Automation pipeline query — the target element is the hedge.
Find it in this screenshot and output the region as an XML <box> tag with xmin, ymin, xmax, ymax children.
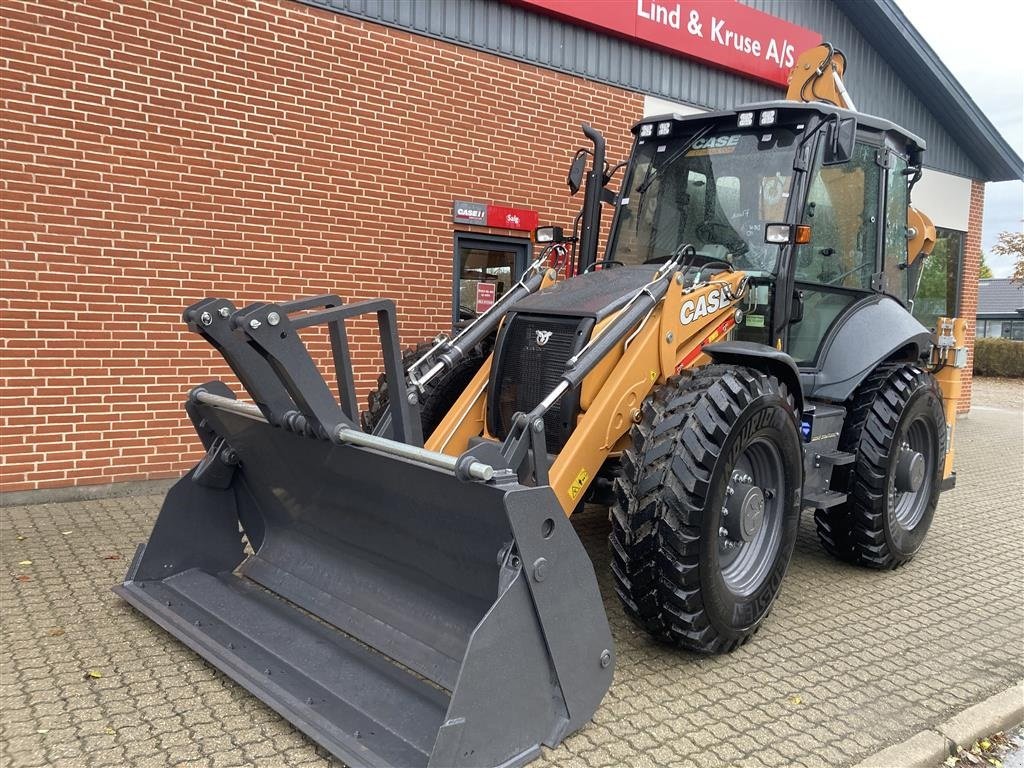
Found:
<box><xmin>973</xmin><ymin>337</ymin><xmax>1024</xmax><ymax>378</ymax></box>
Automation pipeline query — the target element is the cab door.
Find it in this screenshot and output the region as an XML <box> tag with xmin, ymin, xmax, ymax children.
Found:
<box><xmin>787</xmin><ymin>139</ymin><xmax>882</xmax><ymax>366</ymax></box>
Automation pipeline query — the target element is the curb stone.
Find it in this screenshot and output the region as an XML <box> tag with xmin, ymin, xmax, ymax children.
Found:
<box><xmin>853</xmin><ymin>682</ymin><xmax>1024</xmax><ymax>768</ymax></box>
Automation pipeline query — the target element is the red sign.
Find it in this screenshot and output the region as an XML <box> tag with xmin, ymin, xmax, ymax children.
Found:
<box><xmin>514</xmin><ymin>0</ymin><xmax>820</xmax><ymax>87</ymax></box>
<box><xmin>486</xmin><ymin>204</ymin><xmax>539</xmax><ymax>231</ymax></box>
<box><xmin>475</xmin><ymin>282</ymin><xmax>497</xmax><ymax>313</ymax></box>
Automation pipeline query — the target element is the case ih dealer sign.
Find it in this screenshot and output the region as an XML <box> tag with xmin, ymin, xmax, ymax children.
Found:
<box><xmin>517</xmin><ymin>0</ymin><xmax>820</xmax><ymax>86</ymax></box>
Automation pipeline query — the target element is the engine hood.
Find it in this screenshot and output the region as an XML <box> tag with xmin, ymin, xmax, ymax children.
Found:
<box><xmin>511</xmin><ymin>265</ymin><xmax>658</xmax><ymax>321</ymax></box>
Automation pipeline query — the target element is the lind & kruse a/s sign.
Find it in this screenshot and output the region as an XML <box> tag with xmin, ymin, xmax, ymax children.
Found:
<box><xmin>514</xmin><ymin>0</ymin><xmax>821</xmax><ymax>87</ymax></box>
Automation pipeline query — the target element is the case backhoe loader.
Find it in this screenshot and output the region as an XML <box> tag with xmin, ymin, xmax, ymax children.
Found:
<box><xmin>117</xmin><ymin>44</ymin><xmax>968</xmax><ymax>768</ymax></box>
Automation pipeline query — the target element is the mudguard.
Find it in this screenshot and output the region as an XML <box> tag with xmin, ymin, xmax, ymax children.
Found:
<box><xmin>704</xmin><ymin>340</ymin><xmax>804</xmax><ymax>415</ymax></box>
<box><xmin>803</xmin><ymin>294</ymin><xmax>932</xmax><ymax>402</ymax></box>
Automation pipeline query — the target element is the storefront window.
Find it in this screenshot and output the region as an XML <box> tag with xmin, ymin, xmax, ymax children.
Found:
<box><xmin>977</xmin><ymin>319</ymin><xmax>1024</xmax><ymax>340</ymax></box>
<box><xmin>911</xmin><ymin>227</ymin><xmax>963</xmax><ymax>331</ymax></box>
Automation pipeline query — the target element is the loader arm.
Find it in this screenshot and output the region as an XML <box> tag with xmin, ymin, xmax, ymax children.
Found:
<box><xmin>428</xmin><ymin>262</ymin><xmax>747</xmax><ymax>516</ymax></box>
<box><xmin>546</xmin><ymin>272</ymin><xmax>746</xmax><ymax>513</ymax></box>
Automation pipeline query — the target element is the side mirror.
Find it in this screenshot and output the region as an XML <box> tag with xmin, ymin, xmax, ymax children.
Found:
<box><xmin>567</xmin><ymin>150</ymin><xmax>587</xmax><ymax>195</ymax></box>
<box><xmin>822</xmin><ymin>117</ymin><xmax>856</xmax><ymax>165</ymax></box>
<box><xmin>535</xmin><ymin>226</ymin><xmax>565</xmax><ymax>244</ymax></box>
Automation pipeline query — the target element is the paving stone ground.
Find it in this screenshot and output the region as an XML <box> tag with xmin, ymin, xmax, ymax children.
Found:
<box><xmin>2</xmin><ymin>378</ymin><xmax>1022</xmax><ymax>768</ymax></box>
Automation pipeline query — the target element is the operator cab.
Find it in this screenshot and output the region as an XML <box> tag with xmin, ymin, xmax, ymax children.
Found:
<box><xmin>604</xmin><ymin>101</ymin><xmax>930</xmax><ymax>381</ymax></box>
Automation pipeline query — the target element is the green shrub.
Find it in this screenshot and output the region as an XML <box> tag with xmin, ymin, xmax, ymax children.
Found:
<box><xmin>973</xmin><ymin>337</ymin><xmax>1024</xmax><ymax>378</ymax></box>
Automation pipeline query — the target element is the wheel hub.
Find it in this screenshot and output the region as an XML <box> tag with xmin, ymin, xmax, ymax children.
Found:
<box><xmin>724</xmin><ymin>475</ymin><xmax>766</xmax><ymax>543</ymax></box>
<box><xmin>895</xmin><ymin>446</ymin><xmax>926</xmax><ymax>493</ymax></box>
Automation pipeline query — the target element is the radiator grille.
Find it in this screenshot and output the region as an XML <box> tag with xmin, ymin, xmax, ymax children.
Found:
<box><xmin>489</xmin><ymin>314</ymin><xmax>590</xmax><ymax>454</ymax></box>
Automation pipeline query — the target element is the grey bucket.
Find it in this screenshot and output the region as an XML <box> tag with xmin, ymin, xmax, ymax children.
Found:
<box><xmin>115</xmin><ymin>399</ymin><xmax>614</xmax><ymax>768</ymax></box>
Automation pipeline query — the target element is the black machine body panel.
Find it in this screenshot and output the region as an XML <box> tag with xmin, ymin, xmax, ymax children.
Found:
<box><xmin>799</xmin><ymin>401</ymin><xmax>853</xmax><ymax>509</ymax></box>
<box><xmin>801</xmin><ymin>294</ymin><xmax>933</xmax><ymax>403</ymax></box>
<box><xmin>510</xmin><ymin>265</ymin><xmax>658</xmax><ymax>321</ymax></box>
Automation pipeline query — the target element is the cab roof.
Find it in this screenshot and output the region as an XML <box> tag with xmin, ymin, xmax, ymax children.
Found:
<box><xmin>635</xmin><ymin>100</ymin><xmax>927</xmax><ymax>156</ymax></box>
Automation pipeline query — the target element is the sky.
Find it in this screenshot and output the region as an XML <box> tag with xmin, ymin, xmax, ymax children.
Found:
<box><xmin>894</xmin><ymin>0</ymin><xmax>1023</xmax><ymax>277</ymax></box>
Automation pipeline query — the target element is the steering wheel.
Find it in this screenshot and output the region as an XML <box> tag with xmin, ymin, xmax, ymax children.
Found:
<box><xmin>696</xmin><ymin>221</ymin><xmax>748</xmax><ymax>257</ymax></box>
<box><xmin>583</xmin><ymin>260</ymin><xmax>626</xmax><ymax>273</ymax></box>
<box><xmin>823</xmin><ymin>260</ymin><xmax>871</xmax><ymax>287</ymax></box>
<box><xmin>799</xmin><ymin>246</ymin><xmax>834</xmax><ymax>269</ymax></box>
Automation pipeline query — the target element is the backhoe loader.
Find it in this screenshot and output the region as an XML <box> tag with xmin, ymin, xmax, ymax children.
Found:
<box><xmin>117</xmin><ymin>44</ymin><xmax>968</xmax><ymax>768</ymax></box>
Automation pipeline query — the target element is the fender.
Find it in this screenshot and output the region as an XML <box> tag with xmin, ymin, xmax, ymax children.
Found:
<box><xmin>804</xmin><ymin>294</ymin><xmax>932</xmax><ymax>402</ymax></box>
<box><xmin>704</xmin><ymin>341</ymin><xmax>804</xmax><ymax>416</ymax></box>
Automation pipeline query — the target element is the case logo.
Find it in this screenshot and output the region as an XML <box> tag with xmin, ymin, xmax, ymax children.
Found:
<box><xmin>680</xmin><ymin>288</ymin><xmax>726</xmax><ymax>325</ymax></box>
<box><xmin>535</xmin><ymin>329</ymin><xmax>553</xmax><ymax>346</ymax></box>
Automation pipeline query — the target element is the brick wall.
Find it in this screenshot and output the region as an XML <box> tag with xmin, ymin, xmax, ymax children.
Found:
<box><xmin>0</xmin><ymin>0</ymin><xmax>641</xmax><ymax>492</ymax></box>
<box><xmin>956</xmin><ymin>180</ymin><xmax>985</xmax><ymax>414</ymax></box>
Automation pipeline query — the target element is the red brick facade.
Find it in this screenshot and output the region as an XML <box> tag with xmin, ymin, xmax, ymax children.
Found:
<box><xmin>0</xmin><ymin>0</ymin><xmax>986</xmax><ymax>492</ymax></box>
<box><xmin>0</xmin><ymin>0</ymin><xmax>640</xmax><ymax>492</ymax></box>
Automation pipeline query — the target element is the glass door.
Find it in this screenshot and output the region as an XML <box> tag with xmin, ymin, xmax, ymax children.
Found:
<box><xmin>453</xmin><ymin>234</ymin><xmax>530</xmax><ymax>330</ymax></box>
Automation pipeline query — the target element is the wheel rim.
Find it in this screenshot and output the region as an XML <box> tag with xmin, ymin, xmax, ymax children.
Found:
<box><xmin>718</xmin><ymin>437</ymin><xmax>785</xmax><ymax>597</ymax></box>
<box><xmin>891</xmin><ymin>417</ymin><xmax>935</xmax><ymax>530</ymax></box>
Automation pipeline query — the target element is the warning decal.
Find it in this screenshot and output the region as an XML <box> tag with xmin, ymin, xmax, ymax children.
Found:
<box><xmin>568</xmin><ymin>468</ymin><xmax>590</xmax><ymax>500</ymax></box>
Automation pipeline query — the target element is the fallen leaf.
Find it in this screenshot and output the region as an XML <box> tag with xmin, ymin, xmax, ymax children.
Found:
<box><xmin>980</xmin><ymin>739</ymin><xmax>991</xmax><ymax>750</ymax></box>
<box><xmin>101</xmin><ymin>554</ymin><xmax>121</xmax><ymax>561</ymax></box>
<box><xmin>18</xmin><ymin>560</ymin><xmax>32</xmax><ymax>566</ymax></box>
<box><xmin>47</xmin><ymin>628</ymin><xmax>65</xmax><ymax>637</ymax></box>
<box><xmin>945</xmin><ymin>757</ymin><xmax>958</xmax><ymax>767</ymax></box>
<box><xmin>103</xmin><ymin>726</ymin><xmax>114</xmax><ymax>735</ymax></box>
<box><xmin>987</xmin><ymin>760</ymin><xmax>1002</xmax><ymax>768</ymax></box>
<box><xmin>787</xmin><ymin>695</ymin><xmax>802</xmax><ymax>705</ymax></box>
<box><xmin>61</xmin><ymin>530</ymin><xmax>72</xmax><ymax>535</ymax></box>
<box><xmin>36</xmin><ymin>729</ymin><xmax>49</xmax><ymax>734</ymax></box>
<box><xmin>16</xmin><ymin>535</ymin><xmax>25</xmax><ymax>541</ymax></box>
<box><xmin>84</xmin><ymin>670</ymin><xmax>102</xmax><ymax>679</ymax></box>
<box><xmin>16</xmin><ymin>575</ymin><xmax>31</xmax><ymax>582</ymax></box>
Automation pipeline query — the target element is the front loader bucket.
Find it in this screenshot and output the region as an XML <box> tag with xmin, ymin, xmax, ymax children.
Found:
<box><xmin>116</xmin><ymin>390</ymin><xmax>613</xmax><ymax>764</ymax></box>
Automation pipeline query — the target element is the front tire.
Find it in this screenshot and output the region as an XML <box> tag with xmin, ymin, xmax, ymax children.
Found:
<box><xmin>610</xmin><ymin>365</ymin><xmax>803</xmax><ymax>653</ymax></box>
<box><xmin>815</xmin><ymin>364</ymin><xmax>945</xmax><ymax>569</ymax></box>
<box><xmin>361</xmin><ymin>336</ymin><xmax>492</xmax><ymax>439</ymax></box>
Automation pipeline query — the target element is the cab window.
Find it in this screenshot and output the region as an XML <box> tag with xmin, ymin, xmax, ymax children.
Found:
<box><xmin>792</xmin><ymin>142</ymin><xmax>879</xmax><ymax>290</ymax></box>
<box><xmin>883</xmin><ymin>153</ymin><xmax>910</xmax><ymax>302</ymax></box>
<box><xmin>787</xmin><ymin>141</ymin><xmax>881</xmax><ymax>366</ymax></box>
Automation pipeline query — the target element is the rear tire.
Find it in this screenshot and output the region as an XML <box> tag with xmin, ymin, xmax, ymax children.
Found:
<box><xmin>610</xmin><ymin>365</ymin><xmax>802</xmax><ymax>653</ymax></box>
<box><xmin>362</xmin><ymin>337</ymin><xmax>493</xmax><ymax>438</ymax></box>
<box><xmin>815</xmin><ymin>364</ymin><xmax>945</xmax><ymax>569</ymax></box>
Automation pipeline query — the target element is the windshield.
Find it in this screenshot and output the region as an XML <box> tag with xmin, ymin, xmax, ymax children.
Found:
<box><xmin>608</xmin><ymin>128</ymin><xmax>799</xmax><ymax>274</ymax></box>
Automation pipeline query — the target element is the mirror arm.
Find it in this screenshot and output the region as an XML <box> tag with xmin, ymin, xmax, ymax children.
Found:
<box><xmin>603</xmin><ymin>159</ymin><xmax>628</xmax><ymax>184</ymax></box>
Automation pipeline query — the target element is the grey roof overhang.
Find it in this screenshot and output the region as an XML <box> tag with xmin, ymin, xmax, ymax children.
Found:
<box><xmin>834</xmin><ymin>0</ymin><xmax>1023</xmax><ymax>182</ymax></box>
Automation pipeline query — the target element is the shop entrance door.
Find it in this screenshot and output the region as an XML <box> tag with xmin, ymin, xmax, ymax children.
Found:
<box><xmin>452</xmin><ymin>234</ymin><xmax>530</xmax><ymax>330</ymax></box>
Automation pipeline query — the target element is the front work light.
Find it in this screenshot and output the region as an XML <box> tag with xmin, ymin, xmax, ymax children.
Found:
<box><xmin>764</xmin><ymin>223</ymin><xmax>812</xmax><ymax>244</ymax></box>
<box><xmin>656</xmin><ymin>121</ymin><xmax>672</xmax><ymax>136</ymax></box>
<box><xmin>737</xmin><ymin>111</ymin><xmax>755</xmax><ymax>128</ymax></box>
<box><xmin>639</xmin><ymin>123</ymin><xmax>654</xmax><ymax>137</ymax></box>
<box><xmin>534</xmin><ymin>225</ymin><xmax>565</xmax><ymax>244</ymax></box>
<box><xmin>759</xmin><ymin>109</ymin><xmax>777</xmax><ymax>126</ymax></box>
